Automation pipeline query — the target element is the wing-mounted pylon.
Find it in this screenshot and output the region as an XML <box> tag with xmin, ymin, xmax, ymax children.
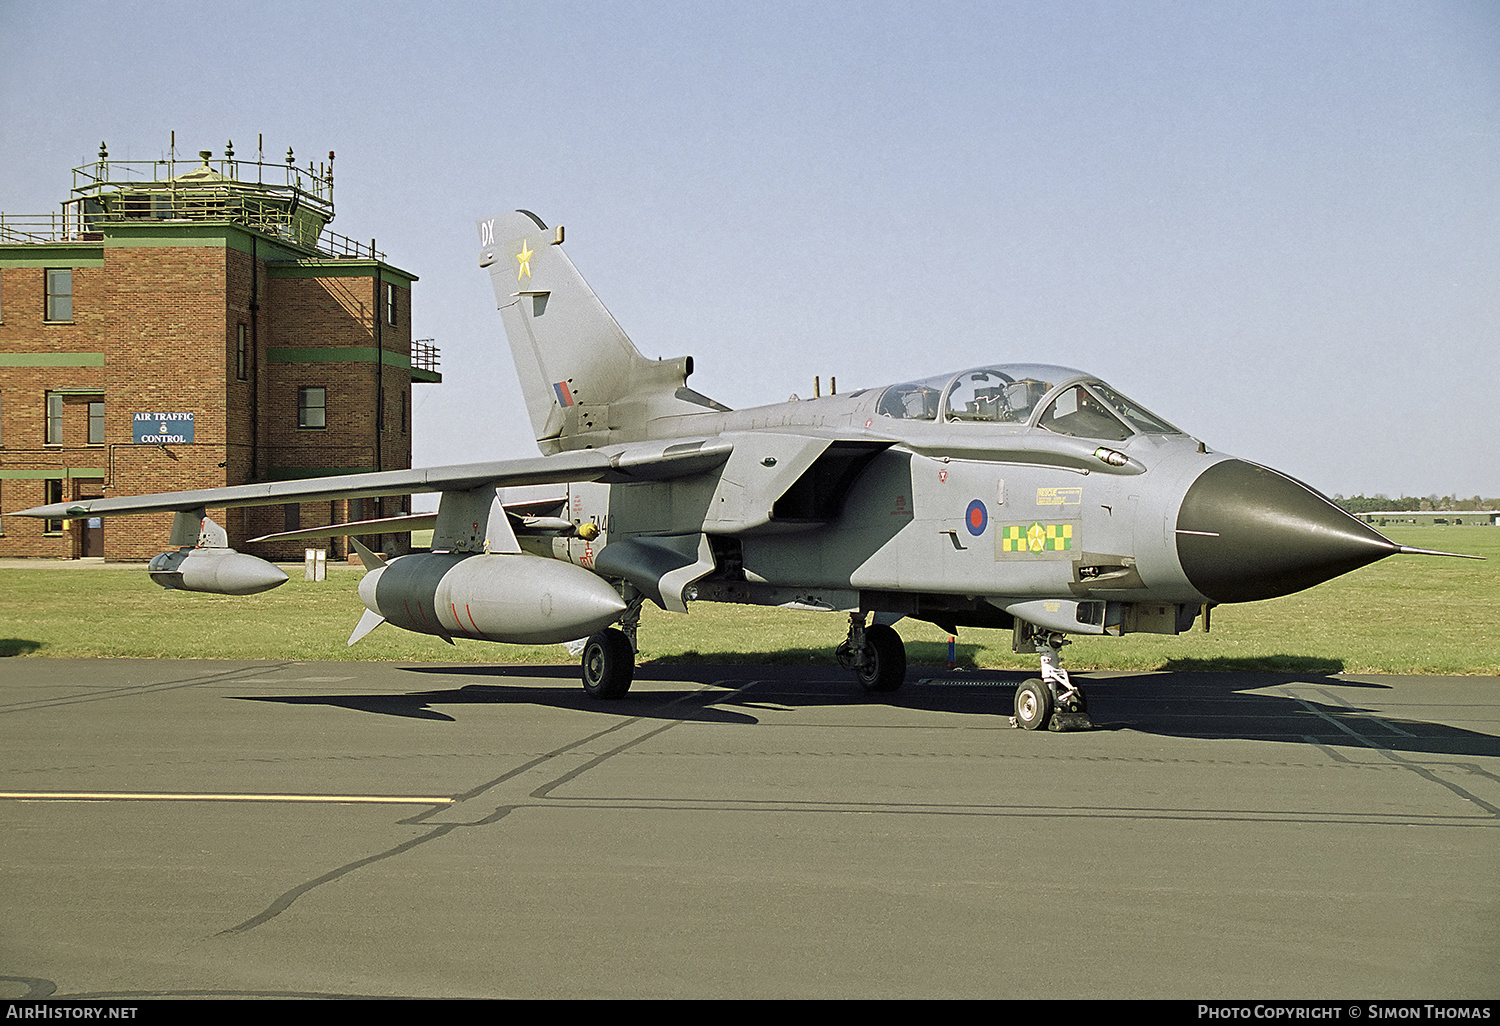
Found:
<box><xmin>430</xmin><ymin>485</ymin><xmax>519</xmax><ymax>554</ymax></box>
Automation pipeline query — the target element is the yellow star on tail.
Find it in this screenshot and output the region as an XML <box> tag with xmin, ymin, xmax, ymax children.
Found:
<box><xmin>516</xmin><ymin>240</ymin><xmax>533</xmax><ymax>281</ymax></box>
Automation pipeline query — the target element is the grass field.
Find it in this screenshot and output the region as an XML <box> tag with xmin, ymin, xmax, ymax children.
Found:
<box><xmin>1</xmin><ymin>526</ymin><xmax>1495</xmax><ymax>674</ymax></box>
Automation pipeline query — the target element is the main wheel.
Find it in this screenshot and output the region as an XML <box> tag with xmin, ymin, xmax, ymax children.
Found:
<box><xmin>1014</xmin><ymin>678</ymin><xmax>1053</xmax><ymax>730</ymax></box>
<box><xmin>856</xmin><ymin>624</ymin><xmax>907</xmax><ymax>693</ymax></box>
<box><xmin>581</xmin><ymin>628</ymin><xmax>634</xmax><ymax>699</ymax></box>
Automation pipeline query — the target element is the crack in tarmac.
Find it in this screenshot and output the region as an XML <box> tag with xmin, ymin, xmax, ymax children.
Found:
<box><xmin>214</xmin><ymin>681</ymin><xmax>748</xmax><ymax>937</ymax></box>
<box><xmin>1283</xmin><ymin>686</ymin><xmax>1500</xmax><ymax>815</ymax></box>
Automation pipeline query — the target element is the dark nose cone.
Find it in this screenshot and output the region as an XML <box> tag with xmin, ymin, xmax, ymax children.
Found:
<box><xmin>1176</xmin><ymin>460</ymin><xmax>1398</xmax><ymax>603</ymax></box>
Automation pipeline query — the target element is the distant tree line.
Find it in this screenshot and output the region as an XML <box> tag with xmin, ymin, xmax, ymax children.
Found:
<box><xmin>1333</xmin><ymin>494</ymin><xmax>1495</xmax><ymax>514</ymax></box>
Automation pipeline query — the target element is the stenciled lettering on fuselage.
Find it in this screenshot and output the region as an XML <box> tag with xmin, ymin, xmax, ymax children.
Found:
<box><xmin>1035</xmin><ymin>487</ymin><xmax>1082</xmax><ymax>506</ymax></box>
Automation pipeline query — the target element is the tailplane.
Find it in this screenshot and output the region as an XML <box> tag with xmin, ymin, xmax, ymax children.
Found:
<box><xmin>479</xmin><ymin>210</ymin><xmax>728</xmax><ymax>453</ymax></box>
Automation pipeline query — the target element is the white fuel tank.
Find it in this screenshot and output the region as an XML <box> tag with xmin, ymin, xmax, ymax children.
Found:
<box><xmin>148</xmin><ymin>548</ymin><xmax>289</xmax><ymax>595</ymax></box>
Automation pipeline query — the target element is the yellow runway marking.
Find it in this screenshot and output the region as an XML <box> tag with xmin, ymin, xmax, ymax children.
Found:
<box><xmin>0</xmin><ymin>791</ymin><xmax>454</xmax><ymax>805</ymax></box>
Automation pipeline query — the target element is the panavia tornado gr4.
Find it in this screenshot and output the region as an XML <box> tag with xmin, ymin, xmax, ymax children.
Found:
<box><xmin>17</xmin><ymin>209</ymin><xmax>1475</xmax><ymax>731</ymax></box>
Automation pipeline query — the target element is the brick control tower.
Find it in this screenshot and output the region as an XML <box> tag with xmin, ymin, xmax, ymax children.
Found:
<box><xmin>0</xmin><ymin>137</ymin><xmax>441</xmax><ymax>560</ymax></box>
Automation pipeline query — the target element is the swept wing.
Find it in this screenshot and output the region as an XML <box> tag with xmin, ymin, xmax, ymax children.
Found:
<box><xmin>12</xmin><ymin>439</ymin><xmax>732</xmax><ymax>520</ymax></box>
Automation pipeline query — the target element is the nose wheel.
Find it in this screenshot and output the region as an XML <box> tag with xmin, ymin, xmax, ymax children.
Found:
<box><xmin>1011</xmin><ymin>627</ymin><xmax>1092</xmax><ymax>732</ymax></box>
<box><xmin>1013</xmin><ymin>679</ymin><xmax>1052</xmax><ymax>730</ymax></box>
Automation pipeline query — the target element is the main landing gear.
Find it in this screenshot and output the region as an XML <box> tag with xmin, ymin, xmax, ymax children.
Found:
<box><xmin>836</xmin><ymin>613</ymin><xmax>907</xmax><ymax>693</ymax></box>
<box><xmin>580</xmin><ymin>601</ymin><xmax>642</xmax><ymax>699</ymax></box>
<box><xmin>1011</xmin><ymin>627</ymin><xmax>1092</xmax><ymax>732</ymax></box>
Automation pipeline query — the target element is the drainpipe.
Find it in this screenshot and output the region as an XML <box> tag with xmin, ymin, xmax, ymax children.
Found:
<box><xmin>250</xmin><ymin>235</ymin><xmax>260</xmax><ymax>480</ymax></box>
<box><xmin>373</xmin><ymin>251</ymin><xmax>384</xmax><ymax>550</ymax></box>
<box><xmin>374</xmin><ymin>253</ymin><xmax>384</xmax><ymax>473</ymax></box>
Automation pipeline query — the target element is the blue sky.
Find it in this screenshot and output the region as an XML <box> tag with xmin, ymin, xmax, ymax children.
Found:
<box><xmin>4</xmin><ymin>0</ymin><xmax>1497</xmax><ymax>497</ymax></box>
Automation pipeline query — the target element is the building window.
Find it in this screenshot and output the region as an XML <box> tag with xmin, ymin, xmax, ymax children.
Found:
<box><xmin>45</xmin><ymin>393</ymin><xmax>63</xmax><ymax>444</ymax></box>
<box><xmin>88</xmin><ymin>401</ymin><xmax>105</xmax><ymax>444</ymax></box>
<box><xmin>44</xmin><ymin>479</ymin><xmax>64</xmax><ymax>533</ymax></box>
<box><xmin>298</xmin><ymin>386</ymin><xmax>326</xmax><ymax>429</ymax></box>
<box><xmin>400</xmin><ymin>391</ymin><xmax>408</xmax><ymax>434</ymax></box>
<box><xmin>385</xmin><ymin>282</ymin><xmax>397</xmax><ymax>326</ymax></box>
<box><xmin>236</xmin><ymin>324</ymin><xmax>248</xmax><ymax>381</ymax></box>
<box><xmin>46</xmin><ymin>269</ymin><xmax>73</xmax><ymax>322</ymax></box>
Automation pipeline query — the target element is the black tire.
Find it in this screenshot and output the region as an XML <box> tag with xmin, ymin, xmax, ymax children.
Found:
<box><xmin>856</xmin><ymin>624</ymin><xmax>907</xmax><ymax>693</ymax></box>
<box><xmin>1014</xmin><ymin>678</ymin><xmax>1053</xmax><ymax>730</ymax></box>
<box><xmin>581</xmin><ymin>628</ymin><xmax>634</xmax><ymax>699</ymax></box>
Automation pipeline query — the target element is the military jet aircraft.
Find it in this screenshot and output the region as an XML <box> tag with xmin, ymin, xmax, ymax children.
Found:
<box><xmin>17</xmin><ymin>209</ymin><xmax>1475</xmax><ymax>731</ymax></box>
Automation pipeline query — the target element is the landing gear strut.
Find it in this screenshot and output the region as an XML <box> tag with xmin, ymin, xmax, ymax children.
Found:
<box><xmin>618</xmin><ymin>598</ymin><xmax>642</xmax><ymax>655</ymax></box>
<box><xmin>1011</xmin><ymin>625</ymin><xmax>1092</xmax><ymax>732</ymax></box>
<box><xmin>836</xmin><ymin>613</ymin><xmax>907</xmax><ymax>693</ymax></box>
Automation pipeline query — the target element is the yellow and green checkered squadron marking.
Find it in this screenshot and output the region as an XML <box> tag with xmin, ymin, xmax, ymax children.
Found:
<box><xmin>1001</xmin><ymin>522</ymin><xmax>1074</xmax><ymax>554</ymax></box>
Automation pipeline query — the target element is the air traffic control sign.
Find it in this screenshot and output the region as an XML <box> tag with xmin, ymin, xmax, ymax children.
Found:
<box><xmin>133</xmin><ymin>412</ymin><xmax>195</xmax><ymax>444</ymax></box>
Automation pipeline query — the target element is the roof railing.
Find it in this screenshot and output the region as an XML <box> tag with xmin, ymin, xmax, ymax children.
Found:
<box><xmin>412</xmin><ymin>338</ymin><xmax>441</xmax><ymax>375</ymax></box>
<box><xmin>0</xmin><ymin>212</ymin><xmax>70</xmax><ymax>244</ymax></box>
<box><xmin>71</xmin><ymin>146</ymin><xmax>334</xmax><ymax>211</ymax></box>
<box><xmin>0</xmin><ymin>141</ymin><xmax>388</xmax><ymax>259</ymax></box>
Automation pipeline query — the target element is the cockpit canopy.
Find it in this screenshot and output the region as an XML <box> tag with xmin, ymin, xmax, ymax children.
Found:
<box><xmin>876</xmin><ymin>364</ymin><xmax>1182</xmax><ymax>441</ymax></box>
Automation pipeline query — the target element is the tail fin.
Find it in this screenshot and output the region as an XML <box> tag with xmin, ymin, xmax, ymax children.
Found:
<box><xmin>479</xmin><ymin>210</ymin><xmax>728</xmax><ymax>453</ymax></box>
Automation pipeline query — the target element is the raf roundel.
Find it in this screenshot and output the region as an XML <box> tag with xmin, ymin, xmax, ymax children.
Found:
<box><xmin>965</xmin><ymin>499</ymin><xmax>988</xmax><ymax>537</ymax></box>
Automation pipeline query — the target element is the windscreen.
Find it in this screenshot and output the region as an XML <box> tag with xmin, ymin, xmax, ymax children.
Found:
<box><xmin>1037</xmin><ymin>385</ymin><xmax>1133</xmax><ymax>441</ymax></box>
<box><xmin>1089</xmin><ymin>382</ymin><xmax>1182</xmax><ymax>434</ymax></box>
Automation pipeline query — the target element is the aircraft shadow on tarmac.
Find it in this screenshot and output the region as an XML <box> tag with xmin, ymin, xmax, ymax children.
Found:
<box><xmin>233</xmin><ymin>661</ymin><xmax>1500</xmax><ymax>759</ymax></box>
<box><xmin>238</xmin><ymin>675</ymin><xmax>762</xmax><ymax>726</ymax></box>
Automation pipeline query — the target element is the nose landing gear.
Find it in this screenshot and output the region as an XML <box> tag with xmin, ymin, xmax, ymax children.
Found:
<box><xmin>1011</xmin><ymin>625</ymin><xmax>1093</xmax><ymax>732</ymax></box>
